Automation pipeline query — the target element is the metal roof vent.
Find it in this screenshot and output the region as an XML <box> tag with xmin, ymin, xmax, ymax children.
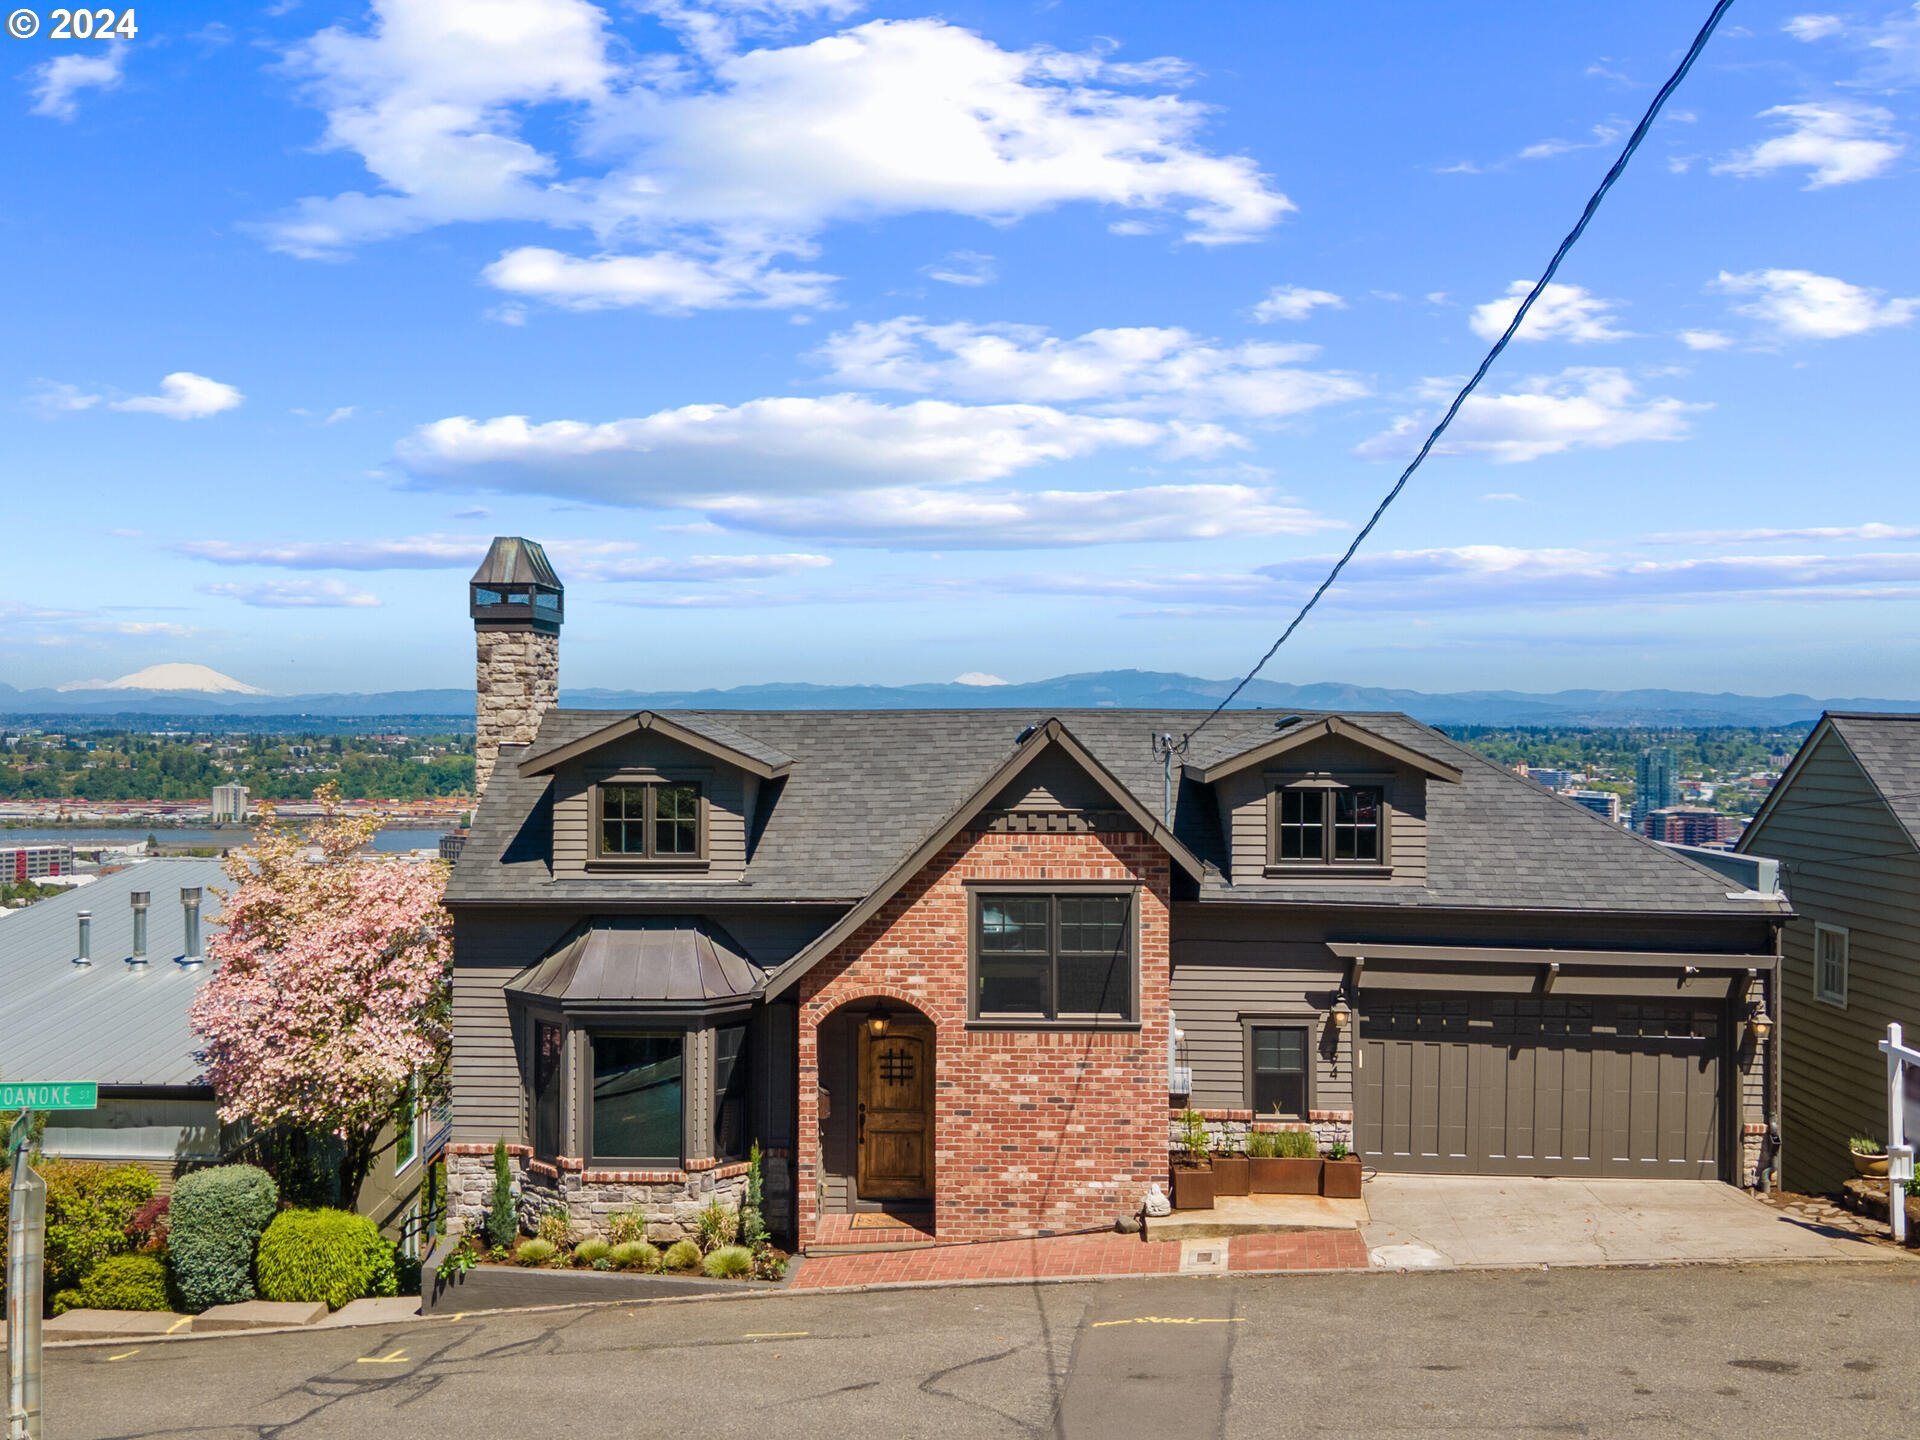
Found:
<box><xmin>74</xmin><ymin>910</ymin><xmax>92</xmax><ymax>966</ymax></box>
<box><xmin>130</xmin><ymin>890</ymin><xmax>149</xmax><ymax>965</ymax></box>
<box><xmin>179</xmin><ymin>887</ymin><xmax>204</xmax><ymax>966</ymax></box>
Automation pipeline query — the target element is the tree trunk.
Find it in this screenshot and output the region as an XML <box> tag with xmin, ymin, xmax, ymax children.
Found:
<box><xmin>338</xmin><ymin>1126</ymin><xmax>381</xmax><ymax>1213</ymax></box>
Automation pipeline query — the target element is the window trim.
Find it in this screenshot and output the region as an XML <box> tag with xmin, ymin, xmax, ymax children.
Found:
<box><xmin>392</xmin><ymin>1076</ymin><xmax>419</xmax><ymax>1176</ymax></box>
<box><xmin>582</xmin><ymin>1027</ymin><xmax>692</xmax><ymax>1169</ymax></box>
<box><xmin>588</xmin><ymin>775</ymin><xmax>711</xmax><ymax>869</ymax></box>
<box><xmin>530</xmin><ymin>1013</ymin><xmax>568</xmax><ymax>1161</ymax></box>
<box><xmin>1239</xmin><ymin>1015</ymin><xmax>1317</xmax><ymax>1121</ymax></box>
<box><xmin>966</xmin><ymin>883</ymin><xmax>1141</xmax><ymax>1030</ymax></box>
<box><xmin>712</xmin><ymin>1020</ymin><xmax>752</xmax><ymax>1164</ymax></box>
<box><xmin>1814</xmin><ymin>922</ymin><xmax>1849</xmax><ymax>1009</ymax></box>
<box><xmin>1265</xmin><ymin>773</ymin><xmax>1393</xmax><ymax>873</ymax></box>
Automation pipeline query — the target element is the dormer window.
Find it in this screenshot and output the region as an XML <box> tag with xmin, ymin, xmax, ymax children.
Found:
<box><xmin>1271</xmin><ymin>783</ymin><xmax>1385</xmax><ymax>867</ymax></box>
<box><xmin>598</xmin><ymin>781</ymin><xmax>705</xmax><ymax>861</ymax></box>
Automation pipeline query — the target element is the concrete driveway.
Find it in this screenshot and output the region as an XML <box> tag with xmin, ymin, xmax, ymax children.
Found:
<box><xmin>1363</xmin><ymin>1175</ymin><xmax>1896</xmax><ymax>1269</ymax></box>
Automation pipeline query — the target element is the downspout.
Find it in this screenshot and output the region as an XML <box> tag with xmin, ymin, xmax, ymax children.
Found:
<box><xmin>1767</xmin><ymin>918</ymin><xmax>1784</xmax><ymax>1194</ymax></box>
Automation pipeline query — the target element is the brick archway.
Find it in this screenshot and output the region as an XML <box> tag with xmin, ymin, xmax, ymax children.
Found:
<box><xmin>803</xmin><ymin>995</ymin><xmax>937</xmax><ymax>1238</ymax></box>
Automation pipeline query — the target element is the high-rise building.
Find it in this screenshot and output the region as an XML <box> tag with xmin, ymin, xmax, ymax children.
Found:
<box><xmin>1</xmin><ymin>844</ymin><xmax>72</xmax><ymax>881</ymax></box>
<box><xmin>1526</xmin><ymin>767</ymin><xmax>1574</xmax><ymax>792</ymax></box>
<box><xmin>1633</xmin><ymin>747</ymin><xmax>1677</xmax><ymax>827</ymax></box>
<box><xmin>1567</xmin><ymin>790</ymin><xmax>1621</xmax><ymax>824</ymax></box>
<box><xmin>211</xmin><ymin>783</ymin><xmax>250</xmax><ymax>823</ymax></box>
<box><xmin>1644</xmin><ymin>808</ymin><xmax>1744</xmax><ymax>847</ymax></box>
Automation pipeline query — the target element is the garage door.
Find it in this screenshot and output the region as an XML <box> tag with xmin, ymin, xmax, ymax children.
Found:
<box><xmin>1356</xmin><ymin>995</ymin><xmax>1724</xmax><ymax>1179</ymax></box>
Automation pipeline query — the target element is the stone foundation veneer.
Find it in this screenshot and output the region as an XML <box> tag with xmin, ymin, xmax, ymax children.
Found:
<box><xmin>1173</xmin><ymin>1108</ymin><xmax>1355</xmax><ymax>1156</ymax></box>
<box><xmin>446</xmin><ymin>1143</ymin><xmax>792</xmax><ymax>1244</ymax></box>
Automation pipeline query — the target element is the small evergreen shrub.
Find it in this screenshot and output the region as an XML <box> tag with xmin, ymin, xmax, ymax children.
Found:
<box><xmin>516</xmin><ymin>1238</ymin><xmax>558</xmax><ymax>1266</ymax></box>
<box><xmin>574</xmin><ymin>1238</ymin><xmax>611</xmax><ymax>1266</ymax></box>
<box><xmin>701</xmin><ymin>1245</ymin><xmax>753</xmax><ymax>1280</ymax></box>
<box><xmin>535</xmin><ymin>1206</ymin><xmax>576</xmax><ymax>1249</ymax></box>
<box><xmin>483</xmin><ymin>1140</ymin><xmax>517</xmax><ymax>1251</ymax></box>
<box><xmin>1327</xmin><ymin>1141</ymin><xmax>1351</xmax><ymax>1161</ymax></box>
<box><xmin>74</xmin><ymin>1254</ymin><xmax>171</xmax><ymax>1313</ymax></box>
<box><xmin>1274</xmin><ymin>1129</ymin><xmax>1319</xmax><ymax>1159</ymax></box>
<box><xmin>608</xmin><ymin>1241</ymin><xmax>658</xmax><ymax>1272</ymax></box>
<box><xmin>256</xmin><ymin>1209</ymin><xmax>399</xmax><ymax>1311</ymax></box>
<box><xmin>607</xmin><ymin>1207</ymin><xmax>648</xmax><ymax>1247</ymax></box>
<box><xmin>661</xmin><ymin>1239</ymin><xmax>701</xmax><ymax>1272</ymax></box>
<box><xmin>168</xmin><ymin>1164</ymin><xmax>279</xmax><ymax>1312</ymax></box>
<box><xmin>695</xmin><ymin>1198</ymin><xmax>737</xmax><ymax>1253</ymax></box>
<box><xmin>34</xmin><ymin>1160</ymin><xmax>157</xmax><ymax>1293</ymax></box>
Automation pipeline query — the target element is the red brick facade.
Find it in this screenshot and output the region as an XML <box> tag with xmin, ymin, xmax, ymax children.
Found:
<box><xmin>796</xmin><ymin>827</ymin><xmax>1172</xmax><ymax>1246</ymax></box>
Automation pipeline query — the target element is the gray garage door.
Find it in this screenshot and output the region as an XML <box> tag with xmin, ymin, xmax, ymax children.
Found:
<box><xmin>1356</xmin><ymin>994</ymin><xmax>1724</xmax><ymax>1179</ymax></box>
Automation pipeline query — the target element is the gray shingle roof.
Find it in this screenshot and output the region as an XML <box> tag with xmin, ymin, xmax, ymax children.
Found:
<box><xmin>1825</xmin><ymin>713</ymin><xmax>1920</xmax><ymax>849</ymax></box>
<box><xmin>448</xmin><ymin>708</ymin><xmax>1781</xmax><ymax>919</ymax></box>
<box><xmin>0</xmin><ymin>859</ymin><xmax>228</xmax><ymax>1088</ymax></box>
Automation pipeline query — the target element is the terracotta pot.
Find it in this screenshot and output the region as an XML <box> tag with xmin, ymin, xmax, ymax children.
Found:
<box><xmin>1320</xmin><ymin>1155</ymin><xmax>1363</xmax><ymax>1199</ymax></box>
<box><xmin>1250</xmin><ymin>1157</ymin><xmax>1322</xmax><ymax>1195</ymax></box>
<box><xmin>1171</xmin><ymin>1162</ymin><xmax>1216</xmax><ymax>1211</ymax></box>
<box><xmin>1853</xmin><ymin>1150</ymin><xmax>1891</xmax><ymax>1178</ymax></box>
<box><xmin>1212</xmin><ymin>1155</ymin><xmax>1250</xmax><ymax>1197</ymax></box>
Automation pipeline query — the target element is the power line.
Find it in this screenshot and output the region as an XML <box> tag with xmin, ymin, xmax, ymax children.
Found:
<box><xmin>1178</xmin><ymin>0</ymin><xmax>1738</xmax><ymax>752</ymax></box>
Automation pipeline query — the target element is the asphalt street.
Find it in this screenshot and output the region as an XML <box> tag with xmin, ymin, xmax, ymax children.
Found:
<box><xmin>46</xmin><ymin>1262</ymin><xmax>1920</xmax><ymax>1439</ymax></box>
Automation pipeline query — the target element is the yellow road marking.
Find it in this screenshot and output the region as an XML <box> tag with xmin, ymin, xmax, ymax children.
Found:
<box><xmin>743</xmin><ymin>1331</ymin><xmax>809</xmax><ymax>1339</ymax></box>
<box><xmin>447</xmin><ymin>1312</ymin><xmax>465</xmax><ymax>1322</ymax></box>
<box><xmin>356</xmin><ymin>1349</ymin><xmax>410</xmax><ymax>1365</ymax></box>
<box><xmin>1090</xmin><ymin>1316</ymin><xmax>1246</xmax><ymax>1329</ymax></box>
<box><xmin>107</xmin><ymin>1349</ymin><xmax>141</xmax><ymax>1361</ymax></box>
<box><xmin>165</xmin><ymin>1317</ymin><xmax>191</xmax><ymax>1335</ymax></box>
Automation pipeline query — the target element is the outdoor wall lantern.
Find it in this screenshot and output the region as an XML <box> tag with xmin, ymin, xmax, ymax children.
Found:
<box><xmin>1330</xmin><ymin>997</ymin><xmax>1352</xmax><ymax>1031</ymax></box>
<box><xmin>1748</xmin><ymin>1005</ymin><xmax>1774</xmax><ymax>1042</ymax></box>
<box><xmin>868</xmin><ymin>1003</ymin><xmax>892</xmax><ymax>1039</ymax></box>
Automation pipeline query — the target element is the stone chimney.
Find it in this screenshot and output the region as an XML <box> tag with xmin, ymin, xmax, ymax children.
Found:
<box><xmin>470</xmin><ymin>537</ymin><xmax>564</xmax><ymax>800</ymax></box>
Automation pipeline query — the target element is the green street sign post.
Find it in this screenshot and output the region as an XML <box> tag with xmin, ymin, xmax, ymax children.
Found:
<box><xmin>0</xmin><ymin>1083</ymin><xmax>97</xmax><ymax>1113</ymax></box>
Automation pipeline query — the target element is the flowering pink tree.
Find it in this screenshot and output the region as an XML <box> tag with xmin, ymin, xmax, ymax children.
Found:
<box><xmin>190</xmin><ymin>784</ymin><xmax>452</xmax><ymax>1207</ymax></box>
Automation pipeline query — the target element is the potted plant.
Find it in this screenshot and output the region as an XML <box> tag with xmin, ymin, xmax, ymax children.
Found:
<box><xmin>1850</xmin><ymin>1135</ymin><xmax>1891</xmax><ymax>1178</ymax></box>
<box><xmin>1212</xmin><ymin>1138</ymin><xmax>1250</xmax><ymax>1197</ymax></box>
<box><xmin>1171</xmin><ymin>1108</ymin><xmax>1215</xmax><ymax>1211</ymax></box>
<box><xmin>1320</xmin><ymin>1140</ymin><xmax>1363</xmax><ymax>1198</ymax></box>
<box><xmin>1249</xmin><ymin>1128</ymin><xmax>1323</xmax><ymax>1195</ymax></box>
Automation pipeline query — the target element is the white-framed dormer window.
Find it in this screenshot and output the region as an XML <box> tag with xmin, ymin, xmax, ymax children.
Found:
<box><xmin>1814</xmin><ymin>923</ymin><xmax>1849</xmax><ymax>1008</ymax></box>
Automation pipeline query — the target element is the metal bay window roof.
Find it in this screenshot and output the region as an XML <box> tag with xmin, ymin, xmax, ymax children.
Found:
<box><xmin>505</xmin><ymin>915</ymin><xmax>763</xmax><ymax>1010</ymax></box>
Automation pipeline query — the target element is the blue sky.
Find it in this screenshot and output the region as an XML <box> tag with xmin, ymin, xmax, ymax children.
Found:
<box><xmin>6</xmin><ymin>0</ymin><xmax>1919</xmax><ymax>698</ymax></box>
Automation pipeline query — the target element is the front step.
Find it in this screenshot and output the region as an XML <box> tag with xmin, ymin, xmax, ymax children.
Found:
<box><xmin>1145</xmin><ymin>1192</ymin><xmax>1368</xmax><ymax>1243</ymax></box>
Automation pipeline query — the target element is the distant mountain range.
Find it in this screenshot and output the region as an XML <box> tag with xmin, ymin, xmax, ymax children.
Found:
<box><xmin>5</xmin><ymin>670</ymin><xmax>1918</xmax><ymax>728</ymax></box>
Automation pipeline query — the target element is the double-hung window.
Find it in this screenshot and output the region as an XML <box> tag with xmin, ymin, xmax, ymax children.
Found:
<box><xmin>1273</xmin><ymin>785</ymin><xmax>1384</xmax><ymax>865</ymax></box>
<box><xmin>1248</xmin><ymin>1024</ymin><xmax>1310</xmax><ymax>1120</ymax></box>
<box><xmin>1815</xmin><ymin>923</ymin><xmax>1849</xmax><ymax>1007</ymax></box>
<box><xmin>597</xmin><ymin>782</ymin><xmax>703</xmax><ymax>861</ymax></box>
<box><xmin>974</xmin><ymin>891</ymin><xmax>1135</xmax><ymax>1024</ymax></box>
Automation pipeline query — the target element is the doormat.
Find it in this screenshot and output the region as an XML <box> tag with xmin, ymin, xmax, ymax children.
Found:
<box><xmin>849</xmin><ymin>1212</ymin><xmax>931</xmax><ymax>1231</ymax></box>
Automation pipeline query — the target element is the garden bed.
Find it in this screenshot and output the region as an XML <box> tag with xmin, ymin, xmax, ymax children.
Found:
<box><xmin>421</xmin><ymin>1238</ymin><xmax>784</xmax><ymax>1313</ymax></box>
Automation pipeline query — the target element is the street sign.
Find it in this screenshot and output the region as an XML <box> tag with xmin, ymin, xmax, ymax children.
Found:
<box><xmin>0</xmin><ymin>1082</ymin><xmax>96</xmax><ymax>1112</ymax></box>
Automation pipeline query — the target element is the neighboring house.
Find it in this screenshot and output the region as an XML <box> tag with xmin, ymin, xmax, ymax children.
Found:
<box><xmin>1739</xmin><ymin>712</ymin><xmax>1920</xmax><ymax>1194</ymax></box>
<box><xmin>0</xmin><ymin>856</ymin><xmax>445</xmax><ymax>1241</ymax></box>
<box><xmin>444</xmin><ymin>539</ymin><xmax>1790</xmax><ymax>1250</ymax></box>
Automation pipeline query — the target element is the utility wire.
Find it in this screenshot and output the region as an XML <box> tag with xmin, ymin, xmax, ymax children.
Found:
<box><xmin>1179</xmin><ymin>0</ymin><xmax>1739</xmax><ymax>752</ymax></box>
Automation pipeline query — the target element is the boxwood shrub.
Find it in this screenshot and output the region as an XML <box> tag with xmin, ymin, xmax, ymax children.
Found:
<box><xmin>73</xmin><ymin>1254</ymin><xmax>171</xmax><ymax>1313</ymax></box>
<box><xmin>256</xmin><ymin>1209</ymin><xmax>399</xmax><ymax>1311</ymax></box>
<box><xmin>167</xmin><ymin>1164</ymin><xmax>279</xmax><ymax>1312</ymax></box>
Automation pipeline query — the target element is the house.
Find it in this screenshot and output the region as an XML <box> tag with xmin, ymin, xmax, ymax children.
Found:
<box><xmin>1738</xmin><ymin>712</ymin><xmax>1920</xmax><ymax>1193</ymax></box>
<box><xmin>444</xmin><ymin>538</ymin><xmax>1790</xmax><ymax>1249</ymax></box>
<box><xmin>0</xmin><ymin>856</ymin><xmax>444</xmax><ymax>1244</ymax></box>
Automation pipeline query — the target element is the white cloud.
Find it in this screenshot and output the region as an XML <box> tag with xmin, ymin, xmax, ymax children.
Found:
<box><xmin>176</xmin><ymin>535</ymin><xmax>491</xmax><ymax>569</ymax></box>
<box><xmin>922</xmin><ymin>249</ymin><xmax>996</xmax><ymax>287</ymax></box>
<box><xmin>1517</xmin><ymin>122</ymin><xmax>1623</xmax><ymax>162</ymax></box>
<box><xmin>1648</xmin><ymin>522</ymin><xmax>1920</xmax><ymax>544</ymax></box>
<box><xmin>1713</xmin><ymin>102</ymin><xmax>1904</xmax><ymax>188</ymax></box>
<box><xmin>1714</xmin><ymin>267</ymin><xmax>1919</xmax><ymax>340</ymax></box>
<box><xmin>699</xmin><ymin>481</ymin><xmax>1339</xmax><ymax>548</ymax></box>
<box><xmin>1469</xmin><ymin>281</ymin><xmax>1631</xmax><ymax>343</ymax></box>
<box><xmin>811</xmin><ymin>318</ymin><xmax>1367</xmax><ymax>418</ymax></box>
<box><xmin>1784</xmin><ymin>14</ymin><xmax>1846</xmax><ymax>41</ymax></box>
<box><xmin>584</xmin><ymin>552</ymin><xmax>832</xmax><ymax>580</ymax></box>
<box><xmin>1679</xmin><ymin>328</ymin><xmax>1733</xmax><ymax>350</ymax></box>
<box><xmin>30</xmin><ymin>49</ymin><xmax>125</xmax><ymax>121</ymax></box>
<box><xmin>953</xmin><ymin>671</ymin><xmax>1007</xmax><ymax>685</ymax></box>
<box><xmin>399</xmin><ymin>394</ymin><xmax>1242</xmax><ymax>504</ymax></box>
<box><xmin>1479</xmin><ymin>492</ymin><xmax>1524</xmax><ymax>503</ymax></box>
<box><xmin>267</xmin><ymin>5</ymin><xmax>1289</xmax><ymax>310</ymax></box>
<box><xmin>26</xmin><ymin>381</ymin><xmax>102</xmax><ymax>417</ymax></box>
<box><xmin>325</xmin><ymin>406</ymin><xmax>356</xmax><ymax>424</ymax></box>
<box><xmin>1251</xmin><ymin>285</ymin><xmax>1344</xmax><ymax>323</ymax></box>
<box><xmin>1357</xmin><ymin>368</ymin><xmax>1704</xmax><ymax>465</ymax></box>
<box><xmin>202</xmin><ymin>579</ymin><xmax>382</xmax><ymax>608</ymax></box>
<box><xmin>109</xmin><ymin>372</ymin><xmax>245</xmax><ymax>420</ymax></box>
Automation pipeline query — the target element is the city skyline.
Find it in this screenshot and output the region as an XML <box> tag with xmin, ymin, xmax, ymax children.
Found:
<box><xmin>6</xmin><ymin>1</ymin><xmax>1919</xmax><ymax>697</ymax></box>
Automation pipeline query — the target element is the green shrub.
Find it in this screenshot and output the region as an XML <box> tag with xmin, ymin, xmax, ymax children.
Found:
<box><xmin>535</xmin><ymin>1206</ymin><xmax>576</xmax><ymax>1249</ymax></box>
<box><xmin>34</xmin><ymin>1160</ymin><xmax>157</xmax><ymax>1293</ymax></box>
<box><xmin>1274</xmin><ymin>1129</ymin><xmax>1319</xmax><ymax>1159</ymax></box>
<box><xmin>49</xmin><ymin>1289</ymin><xmax>82</xmax><ymax>1317</ymax></box>
<box><xmin>74</xmin><ymin>1254</ymin><xmax>171</xmax><ymax>1312</ymax></box>
<box><xmin>702</xmin><ymin>1245</ymin><xmax>753</xmax><ymax>1279</ymax></box>
<box><xmin>1850</xmin><ymin>1136</ymin><xmax>1887</xmax><ymax>1155</ymax></box>
<box><xmin>661</xmin><ymin>1239</ymin><xmax>701</xmax><ymax>1272</ymax></box>
<box><xmin>483</xmin><ymin>1140</ymin><xmax>517</xmax><ymax>1251</ymax></box>
<box><xmin>515</xmin><ymin>1238</ymin><xmax>558</xmax><ymax>1266</ymax></box>
<box><xmin>608</xmin><ymin>1241</ymin><xmax>658</xmax><ymax>1272</ymax></box>
<box><xmin>1176</xmin><ymin>1109</ymin><xmax>1209</xmax><ymax>1163</ymax></box>
<box><xmin>256</xmin><ymin>1209</ymin><xmax>398</xmax><ymax>1311</ymax></box>
<box><xmin>695</xmin><ymin>1199</ymin><xmax>737</xmax><ymax>1253</ymax></box>
<box><xmin>392</xmin><ymin>1244</ymin><xmax>422</xmax><ymax>1295</ymax></box>
<box><xmin>607</xmin><ymin>1207</ymin><xmax>648</xmax><ymax>1247</ymax></box>
<box><xmin>574</xmin><ymin>1238</ymin><xmax>611</xmax><ymax>1266</ymax></box>
<box><xmin>167</xmin><ymin>1164</ymin><xmax>279</xmax><ymax>1312</ymax></box>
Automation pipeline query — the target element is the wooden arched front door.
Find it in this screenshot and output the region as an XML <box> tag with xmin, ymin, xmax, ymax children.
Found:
<box><xmin>857</xmin><ymin>1022</ymin><xmax>933</xmax><ymax>1200</ymax></box>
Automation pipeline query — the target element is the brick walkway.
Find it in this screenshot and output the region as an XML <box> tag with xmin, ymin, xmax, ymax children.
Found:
<box><xmin>790</xmin><ymin>1228</ymin><xmax>1368</xmax><ymax>1289</ymax></box>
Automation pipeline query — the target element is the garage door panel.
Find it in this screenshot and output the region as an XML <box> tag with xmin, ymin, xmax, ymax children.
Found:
<box><xmin>1358</xmin><ymin>994</ymin><xmax>1723</xmax><ymax>1180</ymax></box>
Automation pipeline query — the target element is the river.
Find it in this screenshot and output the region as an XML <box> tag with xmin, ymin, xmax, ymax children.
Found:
<box><xmin>0</xmin><ymin>826</ymin><xmax>446</xmax><ymax>853</ymax></box>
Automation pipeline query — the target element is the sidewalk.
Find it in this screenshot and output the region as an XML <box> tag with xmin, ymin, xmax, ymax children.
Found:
<box><xmin>790</xmin><ymin>1227</ymin><xmax>1369</xmax><ymax>1289</ymax></box>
